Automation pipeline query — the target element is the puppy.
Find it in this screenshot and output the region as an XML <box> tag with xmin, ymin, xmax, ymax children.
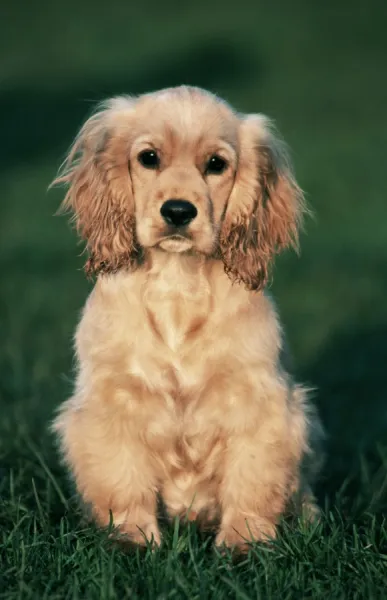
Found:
<box><xmin>52</xmin><ymin>85</ymin><xmax>323</xmax><ymax>550</ymax></box>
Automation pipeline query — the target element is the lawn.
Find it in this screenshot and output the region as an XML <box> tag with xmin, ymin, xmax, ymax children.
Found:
<box><xmin>1</xmin><ymin>0</ymin><xmax>387</xmax><ymax>597</ymax></box>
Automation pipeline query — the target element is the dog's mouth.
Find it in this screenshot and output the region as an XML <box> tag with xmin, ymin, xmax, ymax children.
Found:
<box><xmin>158</xmin><ymin>235</ymin><xmax>194</xmax><ymax>253</ymax></box>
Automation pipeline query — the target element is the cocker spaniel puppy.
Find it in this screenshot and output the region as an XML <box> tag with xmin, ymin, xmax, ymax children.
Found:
<box><xmin>52</xmin><ymin>85</ymin><xmax>323</xmax><ymax>551</ymax></box>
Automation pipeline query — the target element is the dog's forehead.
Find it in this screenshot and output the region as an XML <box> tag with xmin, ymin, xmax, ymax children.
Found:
<box><xmin>135</xmin><ymin>87</ymin><xmax>239</xmax><ymax>145</ymax></box>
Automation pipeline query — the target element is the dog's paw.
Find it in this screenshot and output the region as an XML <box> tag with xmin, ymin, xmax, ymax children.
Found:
<box><xmin>215</xmin><ymin>516</ymin><xmax>276</xmax><ymax>552</ymax></box>
<box><xmin>300</xmin><ymin>497</ymin><xmax>321</xmax><ymax>524</ymax></box>
<box><xmin>111</xmin><ymin>513</ymin><xmax>161</xmax><ymax>548</ymax></box>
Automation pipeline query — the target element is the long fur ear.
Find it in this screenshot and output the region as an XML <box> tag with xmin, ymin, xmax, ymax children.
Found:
<box><xmin>52</xmin><ymin>98</ymin><xmax>140</xmax><ymax>277</ymax></box>
<box><xmin>220</xmin><ymin>114</ymin><xmax>306</xmax><ymax>291</ymax></box>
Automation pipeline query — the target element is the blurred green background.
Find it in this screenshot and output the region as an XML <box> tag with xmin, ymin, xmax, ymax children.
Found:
<box><xmin>1</xmin><ymin>0</ymin><xmax>386</xmax><ymax>507</ymax></box>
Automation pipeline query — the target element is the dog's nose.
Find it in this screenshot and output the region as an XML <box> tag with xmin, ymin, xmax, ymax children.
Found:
<box><xmin>160</xmin><ymin>200</ymin><xmax>198</xmax><ymax>227</ymax></box>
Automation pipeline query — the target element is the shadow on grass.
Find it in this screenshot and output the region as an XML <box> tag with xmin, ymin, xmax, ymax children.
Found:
<box><xmin>303</xmin><ymin>324</ymin><xmax>387</xmax><ymax>516</ymax></box>
<box><xmin>0</xmin><ymin>38</ymin><xmax>262</xmax><ymax>172</ymax></box>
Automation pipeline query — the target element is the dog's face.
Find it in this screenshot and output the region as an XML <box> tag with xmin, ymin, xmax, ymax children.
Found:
<box><xmin>55</xmin><ymin>86</ymin><xmax>305</xmax><ymax>290</ymax></box>
<box><xmin>129</xmin><ymin>89</ymin><xmax>238</xmax><ymax>256</ymax></box>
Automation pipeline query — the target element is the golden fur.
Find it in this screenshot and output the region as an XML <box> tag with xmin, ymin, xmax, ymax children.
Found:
<box><xmin>52</xmin><ymin>86</ymin><xmax>323</xmax><ymax>550</ymax></box>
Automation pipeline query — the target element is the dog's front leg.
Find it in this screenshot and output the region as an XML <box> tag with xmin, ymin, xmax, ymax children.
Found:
<box><xmin>54</xmin><ymin>394</ymin><xmax>161</xmax><ymax>547</ymax></box>
<box><xmin>216</xmin><ymin>415</ymin><xmax>294</xmax><ymax>551</ymax></box>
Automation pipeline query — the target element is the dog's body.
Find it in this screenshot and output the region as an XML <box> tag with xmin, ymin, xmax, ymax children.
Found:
<box><xmin>53</xmin><ymin>86</ymin><xmax>322</xmax><ymax>550</ymax></box>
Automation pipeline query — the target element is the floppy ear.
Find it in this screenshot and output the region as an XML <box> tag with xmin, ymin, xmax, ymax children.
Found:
<box><xmin>52</xmin><ymin>99</ymin><xmax>140</xmax><ymax>276</ymax></box>
<box><xmin>220</xmin><ymin>114</ymin><xmax>306</xmax><ymax>291</ymax></box>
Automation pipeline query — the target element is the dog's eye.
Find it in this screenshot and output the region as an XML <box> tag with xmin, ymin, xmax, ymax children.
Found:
<box><xmin>205</xmin><ymin>155</ymin><xmax>228</xmax><ymax>175</ymax></box>
<box><xmin>138</xmin><ymin>149</ymin><xmax>160</xmax><ymax>169</ymax></box>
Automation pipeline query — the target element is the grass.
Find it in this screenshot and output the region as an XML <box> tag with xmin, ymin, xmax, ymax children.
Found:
<box><xmin>1</xmin><ymin>0</ymin><xmax>387</xmax><ymax>596</ymax></box>
<box><xmin>1</xmin><ymin>500</ymin><xmax>386</xmax><ymax>599</ymax></box>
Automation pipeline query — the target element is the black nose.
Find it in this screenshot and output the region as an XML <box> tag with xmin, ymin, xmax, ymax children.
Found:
<box><xmin>160</xmin><ymin>199</ymin><xmax>198</xmax><ymax>227</ymax></box>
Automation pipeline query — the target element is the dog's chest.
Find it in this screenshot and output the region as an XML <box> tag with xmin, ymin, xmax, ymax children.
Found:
<box><xmin>142</xmin><ymin>267</ymin><xmax>212</xmax><ymax>352</ymax></box>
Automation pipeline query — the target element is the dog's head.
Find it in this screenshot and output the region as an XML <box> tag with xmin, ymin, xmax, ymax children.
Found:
<box><xmin>54</xmin><ymin>86</ymin><xmax>305</xmax><ymax>290</ymax></box>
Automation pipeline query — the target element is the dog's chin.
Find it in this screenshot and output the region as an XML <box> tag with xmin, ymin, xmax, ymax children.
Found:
<box><xmin>158</xmin><ymin>237</ymin><xmax>194</xmax><ymax>253</ymax></box>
